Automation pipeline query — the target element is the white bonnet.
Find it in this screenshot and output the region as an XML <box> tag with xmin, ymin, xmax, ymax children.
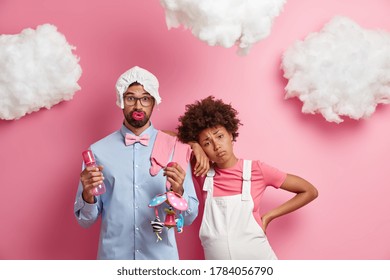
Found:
<box><xmin>115</xmin><ymin>66</ymin><xmax>161</xmax><ymax>109</ymax></box>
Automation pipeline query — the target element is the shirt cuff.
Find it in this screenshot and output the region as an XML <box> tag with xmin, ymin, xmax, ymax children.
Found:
<box><xmin>74</xmin><ymin>194</ymin><xmax>97</xmax><ymax>212</ymax></box>
<box><xmin>181</xmin><ymin>191</ymin><xmax>193</xmax><ymax>214</ymax></box>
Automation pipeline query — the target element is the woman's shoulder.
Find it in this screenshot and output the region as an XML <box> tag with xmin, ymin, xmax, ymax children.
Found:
<box><xmin>245</xmin><ymin>159</ymin><xmax>284</xmax><ymax>180</ymax></box>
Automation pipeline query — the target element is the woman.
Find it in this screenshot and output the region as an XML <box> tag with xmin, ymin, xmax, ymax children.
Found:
<box><xmin>177</xmin><ymin>96</ymin><xmax>318</xmax><ymax>260</ymax></box>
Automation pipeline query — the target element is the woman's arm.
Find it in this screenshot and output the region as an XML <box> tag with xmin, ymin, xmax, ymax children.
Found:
<box><xmin>188</xmin><ymin>141</ymin><xmax>210</xmax><ymax>177</ymax></box>
<box><xmin>261</xmin><ymin>174</ymin><xmax>318</xmax><ymax>232</ymax></box>
<box><xmin>162</xmin><ymin>130</ymin><xmax>210</xmax><ymax>176</ymax></box>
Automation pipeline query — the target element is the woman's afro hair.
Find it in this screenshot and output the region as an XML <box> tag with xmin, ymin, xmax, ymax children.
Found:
<box><xmin>177</xmin><ymin>95</ymin><xmax>242</xmax><ymax>143</ymax></box>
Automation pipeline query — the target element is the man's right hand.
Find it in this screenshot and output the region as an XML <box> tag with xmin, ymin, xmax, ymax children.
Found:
<box><xmin>80</xmin><ymin>166</ymin><xmax>104</xmax><ymax>204</ymax></box>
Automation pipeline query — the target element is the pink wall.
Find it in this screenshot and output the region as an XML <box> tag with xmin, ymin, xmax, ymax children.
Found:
<box><xmin>1</xmin><ymin>0</ymin><xmax>390</xmax><ymax>260</ymax></box>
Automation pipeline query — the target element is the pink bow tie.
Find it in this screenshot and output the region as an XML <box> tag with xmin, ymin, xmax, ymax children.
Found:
<box><xmin>125</xmin><ymin>133</ymin><xmax>150</xmax><ymax>146</ymax></box>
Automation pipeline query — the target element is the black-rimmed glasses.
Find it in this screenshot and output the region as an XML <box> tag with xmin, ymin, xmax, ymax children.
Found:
<box><xmin>123</xmin><ymin>96</ymin><xmax>154</xmax><ymax>107</ymax></box>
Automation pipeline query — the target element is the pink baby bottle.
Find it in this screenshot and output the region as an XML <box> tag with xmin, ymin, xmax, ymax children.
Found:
<box><xmin>82</xmin><ymin>150</ymin><xmax>106</xmax><ymax>195</ymax></box>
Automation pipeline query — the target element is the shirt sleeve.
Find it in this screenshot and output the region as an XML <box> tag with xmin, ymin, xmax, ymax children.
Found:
<box><xmin>256</xmin><ymin>161</ymin><xmax>287</xmax><ymax>189</ymax></box>
<box><xmin>181</xmin><ymin>162</ymin><xmax>199</xmax><ymax>226</ymax></box>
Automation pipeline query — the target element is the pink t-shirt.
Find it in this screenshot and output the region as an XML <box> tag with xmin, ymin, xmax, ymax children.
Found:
<box><xmin>194</xmin><ymin>159</ymin><xmax>287</xmax><ymax>226</ymax></box>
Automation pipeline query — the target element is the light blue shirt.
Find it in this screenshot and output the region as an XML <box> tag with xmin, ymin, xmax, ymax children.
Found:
<box><xmin>74</xmin><ymin>123</ymin><xmax>199</xmax><ymax>259</ymax></box>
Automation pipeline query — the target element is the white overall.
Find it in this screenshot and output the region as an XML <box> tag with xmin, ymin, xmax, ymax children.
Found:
<box><xmin>199</xmin><ymin>160</ymin><xmax>277</xmax><ymax>260</ymax></box>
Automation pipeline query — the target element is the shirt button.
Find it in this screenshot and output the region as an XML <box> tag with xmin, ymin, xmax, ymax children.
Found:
<box><xmin>136</xmin><ymin>227</ymin><xmax>139</xmax><ymax>231</ymax></box>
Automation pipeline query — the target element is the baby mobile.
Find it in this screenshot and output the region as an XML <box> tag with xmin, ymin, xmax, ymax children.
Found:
<box><xmin>148</xmin><ymin>162</ymin><xmax>188</xmax><ymax>241</ymax></box>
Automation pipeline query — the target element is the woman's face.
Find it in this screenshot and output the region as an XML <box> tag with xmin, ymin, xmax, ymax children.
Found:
<box><xmin>198</xmin><ymin>125</ymin><xmax>237</xmax><ymax>169</ymax></box>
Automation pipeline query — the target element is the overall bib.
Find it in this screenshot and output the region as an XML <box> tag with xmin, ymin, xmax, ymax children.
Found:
<box><xmin>199</xmin><ymin>160</ymin><xmax>277</xmax><ymax>260</ymax></box>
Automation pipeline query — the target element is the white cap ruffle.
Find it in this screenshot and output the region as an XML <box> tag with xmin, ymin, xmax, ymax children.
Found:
<box><xmin>115</xmin><ymin>66</ymin><xmax>161</xmax><ymax>108</ymax></box>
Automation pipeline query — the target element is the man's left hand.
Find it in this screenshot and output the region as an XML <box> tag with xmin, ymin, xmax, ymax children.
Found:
<box><xmin>164</xmin><ymin>162</ymin><xmax>185</xmax><ymax>195</ymax></box>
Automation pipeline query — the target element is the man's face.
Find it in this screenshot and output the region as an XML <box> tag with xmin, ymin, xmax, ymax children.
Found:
<box><xmin>122</xmin><ymin>84</ymin><xmax>155</xmax><ymax>130</ymax></box>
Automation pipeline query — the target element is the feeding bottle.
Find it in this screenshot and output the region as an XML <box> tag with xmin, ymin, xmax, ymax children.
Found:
<box><xmin>82</xmin><ymin>150</ymin><xmax>106</xmax><ymax>196</ymax></box>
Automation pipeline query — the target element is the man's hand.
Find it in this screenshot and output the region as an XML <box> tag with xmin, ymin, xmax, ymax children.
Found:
<box><xmin>164</xmin><ymin>162</ymin><xmax>185</xmax><ymax>195</ymax></box>
<box><xmin>80</xmin><ymin>165</ymin><xmax>104</xmax><ymax>203</ymax></box>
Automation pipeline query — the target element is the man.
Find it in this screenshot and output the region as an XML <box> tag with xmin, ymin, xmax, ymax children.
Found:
<box><xmin>74</xmin><ymin>66</ymin><xmax>199</xmax><ymax>259</ymax></box>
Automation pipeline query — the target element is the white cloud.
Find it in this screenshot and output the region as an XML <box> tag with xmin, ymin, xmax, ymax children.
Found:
<box><xmin>0</xmin><ymin>24</ymin><xmax>82</xmax><ymax>120</ymax></box>
<box><xmin>160</xmin><ymin>0</ymin><xmax>286</xmax><ymax>55</ymax></box>
<box><xmin>282</xmin><ymin>16</ymin><xmax>390</xmax><ymax>123</ymax></box>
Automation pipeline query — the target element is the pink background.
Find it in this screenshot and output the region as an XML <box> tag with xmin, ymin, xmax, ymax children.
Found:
<box><xmin>1</xmin><ymin>0</ymin><xmax>390</xmax><ymax>260</ymax></box>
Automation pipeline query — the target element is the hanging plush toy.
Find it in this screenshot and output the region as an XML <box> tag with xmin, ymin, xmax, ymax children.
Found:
<box><xmin>148</xmin><ymin>162</ymin><xmax>188</xmax><ymax>241</ymax></box>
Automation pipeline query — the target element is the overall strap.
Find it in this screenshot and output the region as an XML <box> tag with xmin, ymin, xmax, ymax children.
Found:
<box><xmin>242</xmin><ymin>160</ymin><xmax>252</xmax><ymax>201</ymax></box>
<box><xmin>203</xmin><ymin>167</ymin><xmax>215</xmax><ymax>193</ymax></box>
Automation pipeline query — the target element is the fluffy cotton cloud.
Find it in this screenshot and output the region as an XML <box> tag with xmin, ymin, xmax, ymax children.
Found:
<box><xmin>0</xmin><ymin>24</ymin><xmax>82</xmax><ymax>120</ymax></box>
<box><xmin>282</xmin><ymin>16</ymin><xmax>390</xmax><ymax>123</ymax></box>
<box><xmin>160</xmin><ymin>0</ymin><xmax>286</xmax><ymax>55</ymax></box>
